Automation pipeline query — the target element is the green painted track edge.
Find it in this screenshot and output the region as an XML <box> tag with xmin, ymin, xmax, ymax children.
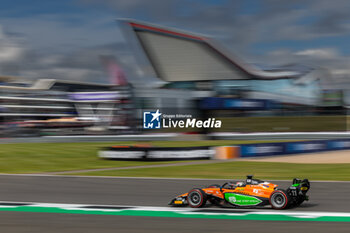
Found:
<box><xmin>0</xmin><ymin>206</ymin><xmax>349</xmax><ymax>222</ymax></box>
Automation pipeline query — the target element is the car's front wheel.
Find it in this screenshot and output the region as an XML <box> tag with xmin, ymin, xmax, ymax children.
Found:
<box><xmin>187</xmin><ymin>188</ymin><xmax>207</xmax><ymax>208</ymax></box>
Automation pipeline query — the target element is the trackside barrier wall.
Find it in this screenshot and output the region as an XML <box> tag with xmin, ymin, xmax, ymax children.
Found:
<box><xmin>99</xmin><ymin>146</ymin><xmax>215</xmax><ymax>161</ymax></box>
<box><xmin>239</xmin><ymin>139</ymin><xmax>350</xmax><ymax>158</ymax></box>
<box><xmin>98</xmin><ymin>139</ymin><xmax>350</xmax><ymax>161</ymax></box>
<box><xmin>239</xmin><ymin>143</ymin><xmax>284</xmax><ymax>158</ymax></box>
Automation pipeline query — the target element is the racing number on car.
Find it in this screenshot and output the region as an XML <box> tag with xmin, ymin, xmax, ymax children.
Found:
<box><xmin>253</xmin><ymin>189</ymin><xmax>259</xmax><ymax>194</ymax></box>
<box><xmin>290</xmin><ymin>188</ymin><xmax>297</xmax><ymax>196</ymax></box>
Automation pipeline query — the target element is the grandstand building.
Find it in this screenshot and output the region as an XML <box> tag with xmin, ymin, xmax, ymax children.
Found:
<box><xmin>0</xmin><ymin>76</ymin><xmax>132</xmax><ymax>136</ymax></box>
<box><xmin>120</xmin><ymin>19</ymin><xmax>327</xmax><ymax>116</ymax></box>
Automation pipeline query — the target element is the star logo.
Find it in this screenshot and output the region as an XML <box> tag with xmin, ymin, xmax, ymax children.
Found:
<box><xmin>143</xmin><ymin>109</ymin><xmax>162</xmax><ymax>129</ymax></box>
<box><xmin>150</xmin><ymin>109</ymin><xmax>162</xmax><ymax>122</ymax></box>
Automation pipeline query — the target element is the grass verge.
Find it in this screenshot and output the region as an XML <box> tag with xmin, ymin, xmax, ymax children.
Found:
<box><xmin>70</xmin><ymin>161</ymin><xmax>350</xmax><ymax>181</ymax></box>
<box><xmin>0</xmin><ymin>140</ymin><xmax>294</xmax><ymax>173</ymax></box>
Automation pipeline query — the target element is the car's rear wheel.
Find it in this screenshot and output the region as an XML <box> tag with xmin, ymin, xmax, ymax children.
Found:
<box><xmin>269</xmin><ymin>189</ymin><xmax>290</xmax><ymax>210</ymax></box>
<box><xmin>187</xmin><ymin>189</ymin><xmax>207</xmax><ymax>208</ymax></box>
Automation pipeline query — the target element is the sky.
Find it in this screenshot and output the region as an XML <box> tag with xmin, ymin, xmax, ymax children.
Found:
<box><xmin>1</xmin><ymin>0</ymin><xmax>350</xmax><ymax>84</ymax></box>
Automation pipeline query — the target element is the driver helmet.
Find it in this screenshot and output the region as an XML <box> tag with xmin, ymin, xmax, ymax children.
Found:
<box><xmin>235</xmin><ymin>181</ymin><xmax>244</xmax><ymax>187</ymax></box>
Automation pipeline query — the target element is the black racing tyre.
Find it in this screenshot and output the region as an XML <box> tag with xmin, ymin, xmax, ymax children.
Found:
<box><xmin>187</xmin><ymin>188</ymin><xmax>207</xmax><ymax>208</ymax></box>
<box><xmin>269</xmin><ymin>189</ymin><xmax>290</xmax><ymax>210</ymax></box>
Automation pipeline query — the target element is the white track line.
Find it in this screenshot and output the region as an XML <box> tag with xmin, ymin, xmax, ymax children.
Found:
<box><xmin>0</xmin><ymin>201</ymin><xmax>349</xmax><ymax>218</ymax></box>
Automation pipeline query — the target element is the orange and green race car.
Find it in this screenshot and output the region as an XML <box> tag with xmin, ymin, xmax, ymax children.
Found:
<box><xmin>169</xmin><ymin>175</ymin><xmax>310</xmax><ymax>210</ymax></box>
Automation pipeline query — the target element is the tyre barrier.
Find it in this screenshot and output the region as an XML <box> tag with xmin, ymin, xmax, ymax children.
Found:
<box><xmin>98</xmin><ymin>146</ymin><xmax>215</xmax><ymax>161</ymax></box>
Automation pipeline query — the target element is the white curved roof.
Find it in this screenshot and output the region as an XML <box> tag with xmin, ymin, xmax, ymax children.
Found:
<box><xmin>120</xmin><ymin>19</ymin><xmax>301</xmax><ymax>82</ymax></box>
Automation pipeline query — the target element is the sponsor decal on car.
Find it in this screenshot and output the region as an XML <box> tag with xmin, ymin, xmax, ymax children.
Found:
<box><xmin>224</xmin><ymin>193</ymin><xmax>262</xmax><ymax>206</ymax></box>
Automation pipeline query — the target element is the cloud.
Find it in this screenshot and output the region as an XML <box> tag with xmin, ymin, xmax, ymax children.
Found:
<box><xmin>0</xmin><ymin>10</ymin><xmax>145</xmax><ymax>83</ymax></box>
<box><xmin>21</xmin><ymin>42</ymin><xmax>140</xmax><ymax>83</ymax></box>
<box><xmin>294</xmin><ymin>48</ymin><xmax>339</xmax><ymax>59</ymax></box>
<box><xmin>80</xmin><ymin>0</ymin><xmax>350</xmax><ymax>41</ymax></box>
<box><xmin>77</xmin><ymin>0</ymin><xmax>350</xmax><ymax>66</ymax></box>
<box><xmin>0</xmin><ymin>13</ymin><xmax>123</xmax><ymax>54</ymax></box>
<box><xmin>1</xmin><ymin>0</ymin><xmax>350</xmax><ymax>85</ymax></box>
<box><xmin>0</xmin><ymin>25</ymin><xmax>28</xmax><ymax>75</ymax></box>
<box><xmin>260</xmin><ymin>47</ymin><xmax>350</xmax><ymax>82</ymax></box>
<box><xmin>0</xmin><ymin>24</ymin><xmax>139</xmax><ymax>83</ymax></box>
<box><xmin>0</xmin><ymin>26</ymin><xmax>25</xmax><ymax>62</ymax></box>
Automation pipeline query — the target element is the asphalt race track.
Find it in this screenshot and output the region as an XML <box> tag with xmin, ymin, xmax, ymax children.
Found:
<box><xmin>0</xmin><ymin>175</ymin><xmax>349</xmax><ymax>233</ymax></box>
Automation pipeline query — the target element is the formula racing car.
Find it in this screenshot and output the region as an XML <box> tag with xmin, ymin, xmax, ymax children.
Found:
<box><xmin>169</xmin><ymin>175</ymin><xmax>310</xmax><ymax>209</ymax></box>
